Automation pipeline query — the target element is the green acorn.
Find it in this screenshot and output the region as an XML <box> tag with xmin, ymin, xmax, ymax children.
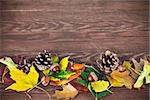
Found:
<box><xmin>96</xmin><ymin>50</ymin><xmax>119</xmax><ymax>74</ymax></box>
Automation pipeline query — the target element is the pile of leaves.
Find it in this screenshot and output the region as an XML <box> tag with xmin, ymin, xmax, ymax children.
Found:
<box><xmin>0</xmin><ymin>50</ymin><xmax>150</xmax><ymax>100</ymax></box>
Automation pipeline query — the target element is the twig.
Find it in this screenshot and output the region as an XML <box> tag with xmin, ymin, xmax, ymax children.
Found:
<box><xmin>35</xmin><ymin>86</ymin><xmax>51</xmax><ymax>100</ymax></box>
<box><xmin>25</xmin><ymin>92</ymin><xmax>32</xmax><ymax>99</ymax></box>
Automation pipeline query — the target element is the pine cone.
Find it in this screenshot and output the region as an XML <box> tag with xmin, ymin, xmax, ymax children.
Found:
<box><xmin>34</xmin><ymin>50</ymin><xmax>52</xmax><ymax>71</ymax></box>
<box><xmin>96</xmin><ymin>50</ymin><xmax>119</xmax><ymax>74</ymax></box>
<box><xmin>18</xmin><ymin>59</ymin><xmax>31</xmax><ymax>74</ymax></box>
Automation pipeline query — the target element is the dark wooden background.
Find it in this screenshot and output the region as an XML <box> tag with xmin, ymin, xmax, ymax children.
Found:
<box><xmin>0</xmin><ymin>0</ymin><xmax>149</xmax><ymax>100</ymax></box>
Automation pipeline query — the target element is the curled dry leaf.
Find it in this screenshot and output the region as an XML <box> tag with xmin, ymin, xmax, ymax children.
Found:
<box><xmin>108</xmin><ymin>68</ymin><xmax>134</xmax><ymax>89</ymax></box>
<box><xmin>131</xmin><ymin>58</ymin><xmax>144</xmax><ymax>79</ymax></box>
<box><xmin>53</xmin><ymin>83</ymin><xmax>78</xmax><ymax>100</ymax></box>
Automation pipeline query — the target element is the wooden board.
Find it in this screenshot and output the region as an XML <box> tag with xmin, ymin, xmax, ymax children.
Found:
<box><xmin>0</xmin><ymin>0</ymin><xmax>149</xmax><ymax>100</ymax></box>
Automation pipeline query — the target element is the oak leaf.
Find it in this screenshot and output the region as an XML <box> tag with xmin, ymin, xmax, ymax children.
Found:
<box><xmin>109</xmin><ymin>68</ymin><xmax>134</xmax><ymax>89</ymax></box>
<box><xmin>53</xmin><ymin>83</ymin><xmax>78</xmax><ymax>100</ymax></box>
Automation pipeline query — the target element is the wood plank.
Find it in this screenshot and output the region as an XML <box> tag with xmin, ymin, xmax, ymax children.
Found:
<box><xmin>0</xmin><ymin>0</ymin><xmax>149</xmax><ymax>100</ymax></box>
<box><xmin>0</xmin><ymin>0</ymin><xmax>149</xmax><ymax>55</ymax></box>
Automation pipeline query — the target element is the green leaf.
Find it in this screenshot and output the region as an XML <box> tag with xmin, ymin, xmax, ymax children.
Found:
<box><xmin>77</xmin><ymin>78</ymin><xmax>88</xmax><ymax>87</ymax></box>
<box><xmin>81</xmin><ymin>71</ymin><xmax>89</xmax><ymax>81</ymax></box>
<box><xmin>52</xmin><ymin>56</ymin><xmax>59</xmax><ymax>64</ymax></box>
<box><xmin>88</xmin><ymin>83</ymin><xmax>96</xmax><ymax>97</ymax></box>
<box><xmin>48</xmin><ymin>70</ymin><xmax>75</xmax><ymax>80</ymax></box>
<box><xmin>0</xmin><ymin>57</ymin><xmax>17</xmax><ymax>68</ymax></box>
<box><xmin>134</xmin><ymin>62</ymin><xmax>150</xmax><ymax>88</ymax></box>
<box><xmin>60</xmin><ymin>57</ymin><xmax>69</xmax><ymax>71</ymax></box>
<box><xmin>89</xmin><ymin>67</ymin><xmax>95</xmax><ymax>73</ymax></box>
<box><xmin>96</xmin><ymin>90</ymin><xmax>110</xmax><ymax>99</ymax></box>
<box><xmin>85</xmin><ymin>65</ymin><xmax>102</xmax><ymax>75</ymax></box>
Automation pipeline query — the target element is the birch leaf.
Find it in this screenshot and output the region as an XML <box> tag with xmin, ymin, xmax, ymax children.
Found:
<box><xmin>91</xmin><ymin>80</ymin><xmax>109</xmax><ymax>92</ymax></box>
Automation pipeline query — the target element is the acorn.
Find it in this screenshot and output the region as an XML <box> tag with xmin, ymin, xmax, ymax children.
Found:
<box><xmin>66</xmin><ymin>61</ymin><xmax>74</xmax><ymax>72</ymax></box>
<box><xmin>41</xmin><ymin>76</ymin><xmax>50</xmax><ymax>86</ymax></box>
<box><xmin>34</xmin><ymin>50</ymin><xmax>52</xmax><ymax>71</ymax></box>
<box><xmin>50</xmin><ymin>64</ymin><xmax>60</xmax><ymax>73</ymax></box>
<box><xmin>118</xmin><ymin>65</ymin><xmax>126</xmax><ymax>72</ymax></box>
<box><xmin>96</xmin><ymin>50</ymin><xmax>119</xmax><ymax>74</ymax></box>
<box><xmin>87</xmin><ymin>72</ymin><xmax>98</xmax><ymax>82</ymax></box>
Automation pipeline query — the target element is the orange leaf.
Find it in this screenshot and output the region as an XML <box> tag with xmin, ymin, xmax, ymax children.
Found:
<box><xmin>73</xmin><ymin>64</ymin><xmax>84</xmax><ymax>70</ymax></box>
<box><xmin>50</xmin><ymin>71</ymin><xmax>81</xmax><ymax>86</ymax></box>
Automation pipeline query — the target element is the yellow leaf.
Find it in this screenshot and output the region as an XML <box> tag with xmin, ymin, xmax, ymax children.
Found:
<box><xmin>59</xmin><ymin>57</ymin><xmax>69</xmax><ymax>71</ymax></box>
<box><xmin>0</xmin><ymin>57</ymin><xmax>39</xmax><ymax>92</ymax></box>
<box><xmin>43</xmin><ymin>68</ymin><xmax>50</xmax><ymax>75</ymax></box>
<box><xmin>123</xmin><ymin>61</ymin><xmax>132</xmax><ymax>69</ymax></box>
<box><xmin>49</xmin><ymin>76</ymin><xmax>60</xmax><ymax>81</ymax></box>
<box><xmin>5</xmin><ymin>81</ymin><xmax>33</xmax><ymax>91</ymax></box>
<box><xmin>107</xmin><ymin>77</ymin><xmax>124</xmax><ymax>87</ymax></box>
<box><xmin>91</xmin><ymin>80</ymin><xmax>109</xmax><ymax>92</ymax></box>
<box><xmin>110</xmin><ymin>69</ymin><xmax>134</xmax><ymax>89</ymax></box>
<box><xmin>53</xmin><ymin>83</ymin><xmax>78</xmax><ymax>100</ymax></box>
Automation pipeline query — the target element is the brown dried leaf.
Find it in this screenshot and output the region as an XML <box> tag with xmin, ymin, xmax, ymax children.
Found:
<box><xmin>131</xmin><ymin>58</ymin><xmax>144</xmax><ymax>79</ymax></box>
<box><xmin>53</xmin><ymin>83</ymin><xmax>78</xmax><ymax>100</ymax></box>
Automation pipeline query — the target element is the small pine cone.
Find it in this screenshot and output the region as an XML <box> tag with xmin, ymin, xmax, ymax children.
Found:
<box><xmin>96</xmin><ymin>50</ymin><xmax>119</xmax><ymax>74</ymax></box>
<box><xmin>18</xmin><ymin>60</ymin><xmax>31</xmax><ymax>74</ymax></box>
<box><xmin>34</xmin><ymin>50</ymin><xmax>52</xmax><ymax>71</ymax></box>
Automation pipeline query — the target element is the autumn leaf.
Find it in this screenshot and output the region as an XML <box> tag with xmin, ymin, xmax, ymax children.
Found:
<box><xmin>50</xmin><ymin>71</ymin><xmax>81</xmax><ymax>86</ymax></box>
<box><xmin>123</xmin><ymin>61</ymin><xmax>132</xmax><ymax>69</ymax></box>
<box><xmin>132</xmin><ymin>58</ymin><xmax>144</xmax><ymax>71</ymax></box>
<box><xmin>60</xmin><ymin>57</ymin><xmax>69</xmax><ymax>71</ymax></box>
<box><xmin>53</xmin><ymin>83</ymin><xmax>78</xmax><ymax>100</ymax></box>
<box><xmin>0</xmin><ymin>57</ymin><xmax>39</xmax><ymax>91</ymax></box>
<box><xmin>109</xmin><ymin>69</ymin><xmax>134</xmax><ymax>89</ymax></box>
<box><xmin>52</xmin><ymin>56</ymin><xmax>59</xmax><ymax>64</ymax></box>
<box><xmin>0</xmin><ymin>57</ymin><xmax>51</xmax><ymax>99</ymax></box>
<box><xmin>123</xmin><ymin>61</ymin><xmax>141</xmax><ymax>78</ymax></box>
<box><xmin>107</xmin><ymin>76</ymin><xmax>124</xmax><ymax>87</ymax></box>
<box><xmin>91</xmin><ymin>80</ymin><xmax>109</xmax><ymax>92</ymax></box>
<box><xmin>134</xmin><ymin>60</ymin><xmax>150</xmax><ymax>88</ymax></box>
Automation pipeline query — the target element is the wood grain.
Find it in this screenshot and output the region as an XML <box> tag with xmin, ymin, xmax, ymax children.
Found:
<box><xmin>0</xmin><ymin>0</ymin><xmax>149</xmax><ymax>100</ymax></box>
<box><xmin>0</xmin><ymin>0</ymin><xmax>149</xmax><ymax>56</ymax></box>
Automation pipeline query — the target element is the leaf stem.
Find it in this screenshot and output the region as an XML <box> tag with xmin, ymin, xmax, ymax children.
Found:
<box><xmin>27</xmin><ymin>81</ymin><xmax>42</xmax><ymax>92</ymax></box>
<box><xmin>106</xmin><ymin>89</ymin><xmax>113</xmax><ymax>94</ymax></box>
<box><xmin>2</xmin><ymin>67</ymin><xmax>8</xmax><ymax>83</ymax></box>
<box><xmin>130</xmin><ymin>67</ymin><xmax>141</xmax><ymax>75</ymax></box>
<box><xmin>35</xmin><ymin>86</ymin><xmax>51</xmax><ymax>100</ymax></box>
<box><xmin>25</xmin><ymin>92</ymin><xmax>32</xmax><ymax>99</ymax></box>
<box><xmin>95</xmin><ymin>97</ymin><xmax>98</xmax><ymax>100</ymax></box>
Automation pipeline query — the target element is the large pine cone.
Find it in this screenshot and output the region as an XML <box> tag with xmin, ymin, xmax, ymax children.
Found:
<box><xmin>34</xmin><ymin>50</ymin><xmax>52</xmax><ymax>71</ymax></box>
<box><xmin>96</xmin><ymin>50</ymin><xmax>119</xmax><ymax>74</ymax></box>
